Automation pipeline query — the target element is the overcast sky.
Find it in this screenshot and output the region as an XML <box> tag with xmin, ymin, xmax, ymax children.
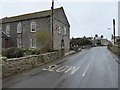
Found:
<box><xmin>0</xmin><ymin>0</ymin><xmax>119</xmax><ymax>40</ymax></box>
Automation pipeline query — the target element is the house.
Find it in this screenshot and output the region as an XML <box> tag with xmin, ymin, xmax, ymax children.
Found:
<box><xmin>101</xmin><ymin>39</ymin><xmax>110</xmax><ymax>46</ymax></box>
<box><xmin>1</xmin><ymin>30</ymin><xmax>10</xmax><ymax>48</ymax></box>
<box><xmin>1</xmin><ymin>7</ymin><xmax>70</xmax><ymax>53</ymax></box>
<box><xmin>93</xmin><ymin>37</ymin><xmax>101</xmax><ymax>45</ymax></box>
<box><xmin>93</xmin><ymin>36</ymin><xmax>110</xmax><ymax>46</ymax></box>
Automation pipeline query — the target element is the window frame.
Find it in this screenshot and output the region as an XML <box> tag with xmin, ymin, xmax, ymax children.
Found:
<box><xmin>6</xmin><ymin>24</ymin><xmax>10</xmax><ymax>35</ymax></box>
<box><xmin>17</xmin><ymin>22</ymin><xmax>22</xmax><ymax>34</ymax></box>
<box><xmin>64</xmin><ymin>26</ymin><xmax>67</xmax><ymax>35</ymax></box>
<box><xmin>17</xmin><ymin>39</ymin><xmax>22</xmax><ymax>48</ymax></box>
<box><xmin>58</xmin><ymin>26</ymin><xmax>61</xmax><ymax>34</ymax></box>
<box><xmin>31</xmin><ymin>21</ymin><xmax>36</xmax><ymax>32</ymax></box>
<box><xmin>30</xmin><ymin>39</ymin><xmax>36</xmax><ymax>48</ymax></box>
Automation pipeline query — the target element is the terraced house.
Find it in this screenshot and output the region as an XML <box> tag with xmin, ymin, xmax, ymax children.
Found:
<box><xmin>1</xmin><ymin>7</ymin><xmax>70</xmax><ymax>53</ymax></box>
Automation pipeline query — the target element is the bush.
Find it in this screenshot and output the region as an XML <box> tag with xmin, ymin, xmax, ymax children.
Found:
<box><xmin>22</xmin><ymin>49</ymin><xmax>41</xmax><ymax>55</ymax></box>
<box><xmin>22</xmin><ymin>49</ymin><xmax>31</xmax><ymax>55</ymax></box>
<box><xmin>2</xmin><ymin>49</ymin><xmax>7</xmax><ymax>57</ymax></box>
<box><xmin>30</xmin><ymin>49</ymin><xmax>41</xmax><ymax>55</ymax></box>
<box><xmin>2</xmin><ymin>48</ymin><xmax>23</xmax><ymax>58</ymax></box>
<box><xmin>2</xmin><ymin>48</ymin><xmax>45</xmax><ymax>58</ymax></box>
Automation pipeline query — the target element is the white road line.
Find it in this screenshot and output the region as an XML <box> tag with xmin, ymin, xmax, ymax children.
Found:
<box><xmin>82</xmin><ymin>63</ymin><xmax>91</xmax><ymax>77</ymax></box>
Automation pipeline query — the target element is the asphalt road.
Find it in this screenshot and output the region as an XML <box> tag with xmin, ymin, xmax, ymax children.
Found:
<box><xmin>3</xmin><ymin>46</ymin><xmax>118</xmax><ymax>88</ymax></box>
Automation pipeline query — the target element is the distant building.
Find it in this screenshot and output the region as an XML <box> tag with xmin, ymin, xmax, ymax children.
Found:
<box><xmin>1</xmin><ymin>7</ymin><xmax>70</xmax><ymax>53</ymax></box>
<box><xmin>93</xmin><ymin>37</ymin><xmax>101</xmax><ymax>45</ymax></box>
<box><xmin>93</xmin><ymin>36</ymin><xmax>110</xmax><ymax>46</ymax></box>
<box><xmin>101</xmin><ymin>39</ymin><xmax>110</xmax><ymax>46</ymax></box>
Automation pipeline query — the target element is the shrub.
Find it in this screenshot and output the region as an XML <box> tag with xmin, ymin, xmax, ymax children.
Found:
<box><xmin>30</xmin><ymin>49</ymin><xmax>41</xmax><ymax>55</ymax></box>
<box><xmin>2</xmin><ymin>49</ymin><xmax>7</xmax><ymax>57</ymax></box>
<box><xmin>22</xmin><ymin>49</ymin><xmax>41</xmax><ymax>55</ymax></box>
<box><xmin>22</xmin><ymin>49</ymin><xmax>31</xmax><ymax>56</ymax></box>
<box><xmin>2</xmin><ymin>48</ymin><xmax>23</xmax><ymax>58</ymax></box>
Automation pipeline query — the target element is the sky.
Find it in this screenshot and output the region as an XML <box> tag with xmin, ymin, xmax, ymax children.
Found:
<box><xmin>0</xmin><ymin>0</ymin><xmax>119</xmax><ymax>40</ymax></box>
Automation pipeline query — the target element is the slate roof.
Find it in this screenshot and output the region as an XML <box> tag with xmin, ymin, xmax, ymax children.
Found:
<box><xmin>1</xmin><ymin>7</ymin><xmax>64</xmax><ymax>23</ymax></box>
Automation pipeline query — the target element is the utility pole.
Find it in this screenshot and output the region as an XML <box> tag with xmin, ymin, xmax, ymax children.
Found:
<box><xmin>51</xmin><ymin>0</ymin><xmax>54</xmax><ymax>50</ymax></box>
<box><xmin>113</xmin><ymin>19</ymin><xmax>115</xmax><ymax>44</ymax></box>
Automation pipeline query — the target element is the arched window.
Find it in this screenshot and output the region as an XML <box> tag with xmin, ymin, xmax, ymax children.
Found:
<box><xmin>17</xmin><ymin>23</ymin><xmax>22</xmax><ymax>33</ymax></box>
<box><xmin>6</xmin><ymin>25</ymin><xmax>10</xmax><ymax>35</ymax></box>
<box><xmin>31</xmin><ymin>21</ymin><xmax>36</xmax><ymax>32</ymax></box>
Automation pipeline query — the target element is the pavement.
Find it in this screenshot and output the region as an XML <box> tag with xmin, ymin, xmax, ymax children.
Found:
<box><xmin>2</xmin><ymin>46</ymin><xmax>118</xmax><ymax>88</ymax></box>
<box><xmin>65</xmin><ymin>50</ymin><xmax>76</xmax><ymax>56</ymax></box>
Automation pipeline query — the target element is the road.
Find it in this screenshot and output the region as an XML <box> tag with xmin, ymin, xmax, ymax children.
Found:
<box><xmin>3</xmin><ymin>46</ymin><xmax>118</xmax><ymax>88</ymax></box>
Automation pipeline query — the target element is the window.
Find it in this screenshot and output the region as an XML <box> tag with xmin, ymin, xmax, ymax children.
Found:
<box><xmin>30</xmin><ymin>39</ymin><xmax>36</xmax><ymax>48</ymax></box>
<box><xmin>61</xmin><ymin>39</ymin><xmax>64</xmax><ymax>49</ymax></box>
<box><xmin>64</xmin><ymin>26</ymin><xmax>67</xmax><ymax>35</ymax></box>
<box><xmin>6</xmin><ymin>25</ymin><xmax>10</xmax><ymax>35</ymax></box>
<box><xmin>31</xmin><ymin>21</ymin><xmax>36</xmax><ymax>32</ymax></box>
<box><xmin>17</xmin><ymin>39</ymin><xmax>22</xmax><ymax>48</ymax></box>
<box><xmin>58</xmin><ymin>27</ymin><xmax>61</xmax><ymax>34</ymax></box>
<box><xmin>17</xmin><ymin>23</ymin><xmax>22</xmax><ymax>33</ymax></box>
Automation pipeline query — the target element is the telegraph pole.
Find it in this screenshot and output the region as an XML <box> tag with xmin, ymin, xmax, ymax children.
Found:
<box><xmin>113</xmin><ymin>19</ymin><xmax>115</xmax><ymax>44</ymax></box>
<box><xmin>51</xmin><ymin>0</ymin><xmax>54</xmax><ymax>50</ymax></box>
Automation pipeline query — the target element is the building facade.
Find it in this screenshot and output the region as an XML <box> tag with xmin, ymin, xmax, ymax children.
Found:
<box><xmin>1</xmin><ymin>7</ymin><xmax>70</xmax><ymax>53</ymax></box>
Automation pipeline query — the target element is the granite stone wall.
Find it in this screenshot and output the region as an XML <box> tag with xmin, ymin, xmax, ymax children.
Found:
<box><xmin>2</xmin><ymin>51</ymin><xmax>58</xmax><ymax>78</ymax></box>
<box><xmin>108</xmin><ymin>45</ymin><xmax>118</xmax><ymax>55</ymax></box>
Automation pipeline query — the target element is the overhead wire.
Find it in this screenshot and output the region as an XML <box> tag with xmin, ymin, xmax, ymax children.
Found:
<box><xmin>54</xmin><ymin>0</ymin><xmax>113</xmax><ymax>31</ymax></box>
<box><xmin>55</xmin><ymin>0</ymin><xmax>85</xmax><ymax>30</ymax></box>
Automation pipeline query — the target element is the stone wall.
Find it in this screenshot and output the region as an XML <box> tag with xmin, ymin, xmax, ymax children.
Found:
<box><xmin>2</xmin><ymin>51</ymin><xmax>58</xmax><ymax>78</ymax></box>
<box><xmin>108</xmin><ymin>44</ymin><xmax>119</xmax><ymax>56</ymax></box>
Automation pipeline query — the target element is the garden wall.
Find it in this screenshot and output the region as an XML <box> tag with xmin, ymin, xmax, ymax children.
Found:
<box><xmin>2</xmin><ymin>52</ymin><xmax>59</xmax><ymax>78</ymax></box>
<box><xmin>108</xmin><ymin>44</ymin><xmax>119</xmax><ymax>56</ymax></box>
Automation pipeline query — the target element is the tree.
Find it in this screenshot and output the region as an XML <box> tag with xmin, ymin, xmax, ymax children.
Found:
<box><xmin>95</xmin><ymin>34</ymin><xmax>98</xmax><ymax>37</ymax></box>
<box><xmin>36</xmin><ymin>31</ymin><xmax>52</xmax><ymax>53</ymax></box>
<box><xmin>70</xmin><ymin>37</ymin><xmax>92</xmax><ymax>47</ymax></box>
<box><xmin>83</xmin><ymin>36</ymin><xmax>86</xmax><ymax>39</ymax></box>
<box><xmin>101</xmin><ymin>35</ymin><xmax>103</xmax><ymax>39</ymax></box>
<box><xmin>80</xmin><ymin>38</ymin><xmax>92</xmax><ymax>46</ymax></box>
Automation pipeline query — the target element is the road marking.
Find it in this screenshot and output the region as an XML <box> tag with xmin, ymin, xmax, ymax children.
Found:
<box><xmin>42</xmin><ymin>64</ymin><xmax>60</xmax><ymax>72</ymax></box>
<box><xmin>82</xmin><ymin>63</ymin><xmax>90</xmax><ymax>77</ymax></box>
<box><xmin>64</xmin><ymin>66</ymin><xmax>80</xmax><ymax>74</ymax></box>
<box><xmin>56</xmin><ymin>66</ymin><xmax>69</xmax><ymax>72</ymax></box>
<box><xmin>42</xmin><ymin>64</ymin><xmax>80</xmax><ymax>75</ymax></box>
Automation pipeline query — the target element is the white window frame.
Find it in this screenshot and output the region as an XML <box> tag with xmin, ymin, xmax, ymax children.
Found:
<box><xmin>64</xmin><ymin>26</ymin><xmax>67</xmax><ymax>35</ymax></box>
<box><xmin>30</xmin><ymin>39</ymin><xmax>36</xmax><ymax>48</ymax></box>
<box><xmin>17</xmin><ymin>23</ymin><xmax>22</xmax><ymax>33</ymax></box>
<box><xmin>6</xmin><ymin>24</ymin><xmax>10</xmax><ymax>35</ymax></box>
<box><xmin>58</xmin><ymin>26</ymin><xmax>61</xmax><ymax>34</ymax></box>
<box><xmin>31</xmin><ymin>21</ymin><xmax>36</xmax><ymax>32</ymax></box>
<box><xmin>17</xmin><ymin>39</ymin><xmax>22</xmax><ymax>48</ymax></box>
